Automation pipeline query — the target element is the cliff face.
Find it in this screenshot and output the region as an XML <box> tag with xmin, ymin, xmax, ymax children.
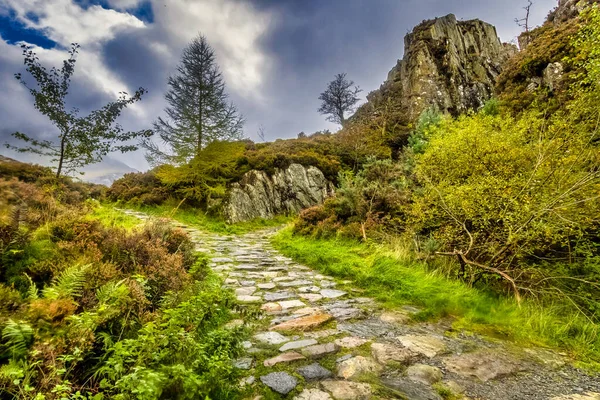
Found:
<box><xmin>224</xmin><ymin>164</ymin><xmax>335</xmax><ymax>223</ymax></box>
<box><xmin>355</xmin><ymin>14</ymin><xmax>516</xmax><ymax>126</ymax></box>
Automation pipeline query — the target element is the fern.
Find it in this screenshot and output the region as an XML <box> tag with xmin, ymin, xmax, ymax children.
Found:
<box><xmin>42</xmin><ymin>264</ymin><xmax>90</xmax><ymax>300</ymax></box>
<box><xmin>2</xmin><ymin>320</ymin><xmax>33</xmax><ymax>360</ymax></box>
<box><xmin>23</xmin><ymin>274</ymin><xmax>38</xmax><ymax>300</ymax></box>
<box><xmin>96</xmin><ymin>279</ymin><xmax>128</xmax><ymax>306</ymax></box>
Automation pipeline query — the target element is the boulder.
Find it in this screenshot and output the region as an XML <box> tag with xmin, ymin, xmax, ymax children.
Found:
<box><xmin>225</xmin><ymin>163</ymin><xmax>335</xmax><ymax>223</ymax></box>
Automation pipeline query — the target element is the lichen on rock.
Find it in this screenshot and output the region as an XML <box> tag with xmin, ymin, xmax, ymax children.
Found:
<box><xmin>224</xmin><ymin>163</ymin><xmax>334</xmax><ymax>223</ymax></box>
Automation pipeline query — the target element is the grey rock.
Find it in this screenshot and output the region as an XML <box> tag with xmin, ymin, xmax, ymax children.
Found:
<box><xmin>264</xmin><ymin>291</ymin><xmax>296</xmax><ymax>301</ymax></box>
<box><xmin>320</xmin><ymin>289</ymin><xmax>347</xmax><ymax>299</ymax></box>
<box><xmin>381</xmin><ymin>377</ymin><xmax>442</xmax><ymax>400</ymax></box>
<box><xmin>302</xmin><ymin>343</ymin><xmax>338</xmax><ymax>358</ymax></box>
<box><xmin>297</xmin><ymin>363</ymin><xmax>333</xmax><ymax>380</ymax></box>
<box><xmin>354</xmin><ymin>13</ymin><xmax>516</xmax><ymax>126</ymax></box>
<box><xmin>254</xmin><ymin>331</ymin><xmax>289</xmax><ymax>345</ymax></box>
<box><xmin>406</xmin><ymin>364</ymin><xmax>443</xmax><ymax>385</ymax></box>
<box><xmin>260</xmin><ymin>372</ymin><xmax>298</xmax><ymax>395</ymax></box>
<box><xmin>294</xmin><ymin>389</ymin><xmax>333</xmax><ymax>400</ymax></box>
<box><xmin>225</xmin><ymin>163</ymin><xmax>335</xmax><ymax>223</ymax></box>
<box><xmin>233</xmin><ymin>357</ymin><xmax>253</xmax><ymax>370</ymax></box>
<box><xmin>279</xmin><ymin>339</ymin><xmax>319</xmax><ymax>352</ymax></box>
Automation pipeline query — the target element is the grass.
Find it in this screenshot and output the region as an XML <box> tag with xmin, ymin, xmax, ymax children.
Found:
<box><xmin>87</xmin><ymin>201</ymin><xmax>142</xmax><ymax>229</ymax></box>
<box><xmin>271</xmin><ymin>227</ymin><xmax>600</xmax><ymax>369</ymax></box>
<box><xmin>115</xmin><ymin>201</ymin><xmax>293</xmax><ymax>234</ymax></box>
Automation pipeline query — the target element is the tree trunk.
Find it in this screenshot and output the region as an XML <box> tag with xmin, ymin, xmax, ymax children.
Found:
<box><xmin>56</xmin><ymin>133</ymin><xmax>67</xmax><ymax>179</ymax></box>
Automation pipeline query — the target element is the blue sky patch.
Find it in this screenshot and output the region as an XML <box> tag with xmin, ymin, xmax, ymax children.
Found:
<box><xmin>0</xmin><ymin>10</ymin><xmax>57</xmax><ymax>49</ymax></box>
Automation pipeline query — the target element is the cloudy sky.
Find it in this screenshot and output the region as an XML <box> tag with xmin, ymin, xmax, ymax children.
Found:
<box><xmin>0</xmin><ymin>0</ymin><xmax>558</xmax><ymax>173</ymax></box>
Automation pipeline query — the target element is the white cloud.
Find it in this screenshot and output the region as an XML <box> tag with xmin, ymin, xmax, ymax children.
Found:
<box><xmin>151</xmin><ymin>0</ymin><xmax>274</xmax><ymax>100</ymax></box>
<box><xmin>0</xmin><ymin>0</ymin><xmax>145</xmax><ymax>45</ymax></box>
<box><xmin>0</xmin><ymin>0</ymin><xmax>277</xmax><ymax>172</ymax></box>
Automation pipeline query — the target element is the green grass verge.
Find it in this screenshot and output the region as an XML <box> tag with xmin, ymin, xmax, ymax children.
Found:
<box><xmin>114</xmin><ymin>201</ymin><xmax>292</xmax><ymax>234</ymax></box>
<box><xmin>87</xmin><ymin>201</ymin><xmax>142</xmax><ymax>229</ymax></box>
<box><xmin>271</xmin><ymin>227</ymin><xmax>600</xmax><ymax>369</ymax></box>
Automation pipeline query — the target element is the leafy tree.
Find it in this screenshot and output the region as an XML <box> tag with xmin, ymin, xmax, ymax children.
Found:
<box><xmin>5</xmin><ymin>44</ymin><xmax>150</xmax><ymax>179</ymax></box>
<box><xmin>143</xmin><ymin>34</ymin><xmax>244</xmax><ymax>166</ymax></box>
<box><xmin>318</xmin><ymin>73</ymin><xmax>362</xmax><ymax>126</ymax></box>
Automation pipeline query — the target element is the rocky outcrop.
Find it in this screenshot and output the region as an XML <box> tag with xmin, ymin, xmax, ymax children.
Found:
<box><xmin>355</xmin><ymin>14</ymin><xmax>516</xmax><ymax>126</ymax></box>
<box><xmin>548</xmin><ymin>0</ymin><xmax>600</xmax><ymax>25</ymax></box>
<box><xmin>224</xmin><ymin>164</ymin><xmax>334</xmax><ymax>223</ymax></box>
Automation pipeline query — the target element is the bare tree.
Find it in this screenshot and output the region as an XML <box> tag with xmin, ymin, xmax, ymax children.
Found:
<box><xmin>515</xmin><ymin>0</ymin><xmax>534</xmax><ymax>47</ymax></box>
<box><xmin>318</xmin><ymin>73</ymin><xmax>362</xmax><ymax>127</ymax></box>
<box><xmin>257</xmin><ymin>124</ymin><xmax>266</xmax><ymax>142</ymax></box>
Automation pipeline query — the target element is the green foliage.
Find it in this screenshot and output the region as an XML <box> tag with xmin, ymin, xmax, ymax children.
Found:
<box><xmin>295</xmin><ymin>158</ymin><xmax>408</xmax><ymax>240</ymax></box>
<box><xmin>42</xmin><ymin>264</ymin><xmax>89</xmax><ymax>300</ymax></box>
<box><xmin>156</xmin><ymin>141</ymin><xmax>248</xmax><ymax>205</ymax></box>
<box><xmin>0</xmin><ymin>168</ymin><xmax>242</xmax><ymax>398</ymax></box>
<box><xmin>143</xmin><ymin>34</ymin><xmax>244</xmax><ymax>167</ymax></box>
<box><xmin>5</xmin><ymin>44</ymin><xmax>150</xmax><ymax>178</ymax></box>
<box><xmin>272</xmin><ymin>228</ymin><xmax>600</xmax><ymax>365</ymax></box>
<box><xmin>98</xmin><ymin>274</ymin><xmax>242</xmax><ymax>399</ymax></box>
<box><xmin>106</xmin><ymin>170</ymin><xmax>170</xmax><ymax>206</ymax></box>
<box><xmin>2</xmin><ymin>320</ymin><xmax>33</xmax><ymax>360</ymax></box>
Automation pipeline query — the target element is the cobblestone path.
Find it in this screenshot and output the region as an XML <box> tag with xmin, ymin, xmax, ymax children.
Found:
<box><xmin>122</xmin><ymin>210</ymin><xmax>600</xmax><ymax>400</ymax></box>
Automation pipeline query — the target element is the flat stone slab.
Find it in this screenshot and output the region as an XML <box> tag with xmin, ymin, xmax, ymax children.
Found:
<box><xmin>270</xmin><ymin>313</ymin><xmax>333</xmax><ymax>332</ymax></box>
<box><xmin>236</xmin><ymin>295</ymin><xmax>262</xmax><ymax>303</ymax></box>
<box><xmin>212</xmin><ymin>257</ymin><xmax>233</xmax><ymax>263</ymax></box>
<box><xmin>334</xmin><ymin>336</ymin><xmax>369</xmax><ymax>349</ymax></box>
<box><xmin>258</xmin><ymin>282</ymin><xmax>277</xmax><ymax>290</ymax></box>
<box><xmin>264</xmin><ymin>351</ymin><xmax>306</xmax><ymax>367</ymax></box>
<box><xmin>328</xmin><ymin>307</ymin><xmax>363</xmax><ymax>321</ymax></box>
<box><xmin>295</xmin><ymin>388</ymin><xmax>333</xmax><ymax>400</ymax></box>
<box><xmin>279</xmin><ymin>280</ymin><xmax>314</xmax><ymax>287</ymax></box>
<box><xmin>300</xmin><ymin>293</ymin><xmax>323</xmax><ymax>302</ymax></box>
<box><xmin>294</xmin><ymin>307</ymin><xmax>323</xmax><ymax>316</ymax></box>
<box><xmin>337</xmin><ymin>356</ymin><xmax>382</xmax><ymax>380</ymax></box>
<box><xmin>297</xmin><ymin>363</ymin><xmax>333</xmax><ymax>380</ymax></box>
<box><xmin>398</xmin><ymin>335</ymin><xmax>447</xmax><ymax>358</ymax></box>
<box><xmin>235</xmin><ymin>264</ymin><xmax>259</xmax><ymax>270</ymax></box>
<box><xmin>371</xmin><ymin>342</ymin><xmax>415</xmax><ymax>365</ymax></box>
<box><xmin>380</xmin><ymin>377</ymin><xmax>442</xmax><ymax>400</ymax></box>
<box><xmin>233</xmin><ymin>357</ymin><xmax>253</xmax><ymax>370</ymax></box>
<box><xmin>551</xmin><ymin>394</ymin><xmax>600</xmax><ymax>400</ymax></box>
<box><xmin>305</xmin><ymin>329</ymin><xmax>340</xmax><ymax>339</ymax></box>
<box><xmin>443</xmin><ymin>350</ymin><xmax>523</xmax><ymax>382</ymax></box>
<box><xmin>320</xmin><ymin>289</ymin><xmax>347</xmax><ymax>299</ymax></box>
<box><xmin>240</xmin><ymin>280</ymin><xmax>256</xmax><ymax>286</ymax></box>
<box><xmin>254</xmin><ymin>331</ymin><xmax>289</xmax><ymax>345</ymax></box>
<box><xmin>321</xmin><ymin>380</ymin><xmax>372</xmax><ymax>399</ymax></box>
<box><xmin>261</xmin><ymin>303</ymin><xmax>283</xmax><ymax>312</ymax></box>
<box><xmin>279</xmin><ymin>339</ymin><xmax>319</xmax><ymax>352</ymax></box>
<box><xmin>264</xmin><ymin>291</ymin><xmax>296</xmax><ymax>301</ymax></box>
<box><xmin>279</xmin><ymin>300</ymin><xmax>307</xmax><ymax>309</ymax></box>
<box><xmin>235</xmin><ymin>287</ymin><xmax>256</xmax><ymax>296</ymax></box>
<box><xmin>406</xmin><ymin>364</ymin><xmax>443</xmax><ymax>385</ymax></box>
<box><xmin>299</xmin><ymin>286</ymin><xmax>322</xmax><ymax>293</ymax></box>
<box><xmin>260</xmin><ymin>372</ymin><xmax>298</xmax><ymax>395</ymax></box>
<box><xmin>302</xmin><ymin>342</ymin><xmax>339</xmax><ymax>358</ymax></box>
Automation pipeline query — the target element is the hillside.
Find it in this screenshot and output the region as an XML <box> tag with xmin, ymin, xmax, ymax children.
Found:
<box><xmin>2</xmin><ymin>0</ymin><xmax>600</xmax><ymax>399</ymax></box>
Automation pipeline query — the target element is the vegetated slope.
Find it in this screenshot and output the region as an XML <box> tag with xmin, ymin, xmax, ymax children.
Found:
<box><xmin>0</xmin><ymin>158</ymin><xmax>244</xmax><ymax>398</ymax></box>
<box><xmin>286</xmin><ymin>0</ymin><xmax>600</xmax><ymax>361</ymax></box>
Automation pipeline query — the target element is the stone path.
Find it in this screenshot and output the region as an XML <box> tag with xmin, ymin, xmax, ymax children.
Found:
<box><xmin>122</xmin><ymin>210</ymin><xmax>600</xmax><ymax>400</ymax></box>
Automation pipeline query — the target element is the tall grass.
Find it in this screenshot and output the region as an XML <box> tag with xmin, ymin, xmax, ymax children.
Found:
<box><xmin>272</xmin><ymin>228</ymin><xmax>600</xmax><ymax>368</ymax></box>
